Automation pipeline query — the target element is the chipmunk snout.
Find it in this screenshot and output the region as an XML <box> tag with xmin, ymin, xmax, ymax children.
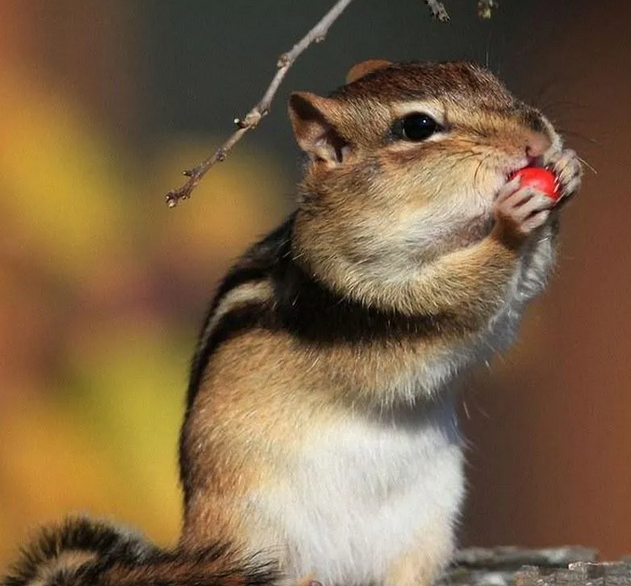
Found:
<box><xmin>525</xmin><ymin>130</ymin><xmax>552</xmax><ymax>160</ymax></box>
<box><xmin>521</xmin><ymin>107</ymin><xmax>554</xmax><ymax>160</ymax></box>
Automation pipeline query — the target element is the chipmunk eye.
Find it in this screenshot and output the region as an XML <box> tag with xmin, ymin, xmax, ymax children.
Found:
<box><xmin>395</xmin><ymin>113</ymin><xmax>441</xmax><ymax>141</ymax></box>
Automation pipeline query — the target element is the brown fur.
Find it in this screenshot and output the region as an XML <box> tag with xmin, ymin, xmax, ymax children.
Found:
<box><xmin>290</xmin><ymin>62</ymin><xmax>560</xmax><ymax>313</ymax></box>
<box><xmin>179</xmin><ymin>60</ymin><xmax>580</xmax><ymax>582</ymax></box>
<box><xmin>4</xmin><ymin>60</ymin><xmax>582</xmax><ymax>586</ymax></box>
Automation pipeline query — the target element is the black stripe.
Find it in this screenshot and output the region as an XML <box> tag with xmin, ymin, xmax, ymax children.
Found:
<box><xmin>186</xmin><ymin>217</ymin><xmax>295</xmax><ymax>411</ymax></box>
<box><xmin>271</xmin><ymin>252</ymin><xmax>448</xmax><ymax>344</ymax></box>
<box><xmin>185</xmin><ymin>212</ymin><xmax>455</xmax><ymax>411</ymax></box>
<box><xmin>178</xmin><ymin>213</ymin><xmax>463</xmax><ymax>505</ymax></box>
<box><xmin>179</xmin><ymin>301</ymin><xmax>277</xmax><ymax>504</ymax></box>
<box><xmin>179</xmin><ymin>219</ymin><xmax>295</xmax><ymax>506</ymax></box>
<box><xmin>212</xmin><ymin>218</ymin><xmax>294</xmax><ymax>307</ymax></box>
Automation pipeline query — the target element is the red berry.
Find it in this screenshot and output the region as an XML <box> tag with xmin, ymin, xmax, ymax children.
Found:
<box><xmin>510</xmin><ymin>167</ymin><xmax>561</xmax><ymax>201</ymax></box>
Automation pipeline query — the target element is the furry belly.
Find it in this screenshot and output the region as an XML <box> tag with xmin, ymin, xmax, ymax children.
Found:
<box><xmin>249</xmin><ymin>409</ymin><xmax>464</xmax><ymax>586</ymax></box>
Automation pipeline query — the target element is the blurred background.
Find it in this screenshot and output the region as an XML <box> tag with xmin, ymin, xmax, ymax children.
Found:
<box><xmin>0</xmin><ymin>0</ymin><xmax>629</xmax><ymax>570</ymax></box>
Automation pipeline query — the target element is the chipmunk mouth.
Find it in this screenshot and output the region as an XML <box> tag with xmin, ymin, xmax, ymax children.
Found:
<box><xmin>505</xmin><ymin>155</ymin><xmax>542</xmax><ymax>179</ymax></box>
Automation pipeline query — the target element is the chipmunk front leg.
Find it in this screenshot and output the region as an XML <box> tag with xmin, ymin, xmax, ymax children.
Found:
<box><xmin>291</xmin><ymin>575</ymin><xmax>322</xmax><ymax>586</ymax></box>
<box><xmin>375</xmin><ymin>184</ymin><xmax>556</xmax><ymax>586</ymax></box>
<box><xmin>349</xmin><ymin>177</ymin><xmax>557</xmax><ymax>329</ymax></box>
<box><xmin>518</xmin><ymin>147</ymin><xmax>582</xmax><ymax>299</ymax></box>
<box><xmin>384</xmin><ymin>515</ymin><xmax>455</xmax><ymax>586</ymax></box>
<box><xmin>545</xmin><ymin>148</ymin><xmax>582</xmax><ymax>205</ymax></box>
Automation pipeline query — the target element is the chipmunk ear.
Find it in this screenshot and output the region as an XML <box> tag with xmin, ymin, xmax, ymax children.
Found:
<box><xmin>288</xmin><ymin>92</ymin><xmax>350</xmax><ymax>165</ymax></box>
<box><xmin>345</xmin><ymin>59</ymin><xmax>392</xmax><ymax>83</ymax></box>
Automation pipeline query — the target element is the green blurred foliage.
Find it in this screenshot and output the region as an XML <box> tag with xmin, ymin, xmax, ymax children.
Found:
<box><xmin>0</xmin><ymin>28</ymin><xmax>288</xmax><ymax>567</ymax></box>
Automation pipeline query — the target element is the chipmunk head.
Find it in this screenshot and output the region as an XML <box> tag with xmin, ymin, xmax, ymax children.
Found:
<box><xmin>288</xmin><ymin>61</ymin><xmax>562</xmax><ymax>297</ymax></box>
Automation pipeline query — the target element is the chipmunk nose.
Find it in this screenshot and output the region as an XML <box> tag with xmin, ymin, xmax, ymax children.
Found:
<box><xmin>524</xmin><ymin>129</ymin><xmax>553</xmax><ymax>162</ymax></box>
<box><xmin>522</xmin><ymin>108</ymin><xmax>552</xmax><ymax>159</ymax></box>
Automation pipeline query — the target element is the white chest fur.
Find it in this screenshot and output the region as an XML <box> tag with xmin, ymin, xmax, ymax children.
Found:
<box><xmin>252</xmin><ymin>403</ymin><xmax>464</xmax><ymax>586</ymax></box>
<box><xmin>246</xmin><ymin>230</ymin><xmax>556</xmax><ymax>586</ymax></box>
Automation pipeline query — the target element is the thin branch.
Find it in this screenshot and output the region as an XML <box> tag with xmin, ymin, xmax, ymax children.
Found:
<box><xmin>425</xmin><ymin>0</ymin><xmax>450</xmax><ymax>22</ymax></box>
<box><xmin>165</xmin><ymin>0</ymin><xmax>356</xmax><ymax>208</ymax></box>
<box><xmin>477</xmin><ymin>0</ymin><xmax>499</xmax><ymax>19</ymax></box>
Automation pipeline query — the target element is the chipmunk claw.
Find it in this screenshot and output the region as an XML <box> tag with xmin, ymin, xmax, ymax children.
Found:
<box><xmin>494</xmin><ymin>179</ymin><xmax>555</xmax><ymax>246</ymax></box>
<box><xmin>544</xmin><ymin>148</ymin><xmax>583</xmax><ymax>203</ymax></box>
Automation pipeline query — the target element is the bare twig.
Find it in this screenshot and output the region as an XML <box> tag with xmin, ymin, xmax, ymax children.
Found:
<box><xmin>425</xmin><ymin>0</ymin><xmax>450</xmax><ymax>22</ymax></box>
<box><xmin>165</xmin><ymin>0</ymin><xmax>356</xmax><ymax>208</ymax></box>
<box><xmin>477</xmin><ymin>0</ymin><xmax>499</xmax><ymax>19</ymax></box>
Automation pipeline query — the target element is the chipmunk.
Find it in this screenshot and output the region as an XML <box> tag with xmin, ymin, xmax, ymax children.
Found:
<box><xmin>3</xmin><ymin>60</ymin><xmax>581</xmax><ymax>586</ymax></box>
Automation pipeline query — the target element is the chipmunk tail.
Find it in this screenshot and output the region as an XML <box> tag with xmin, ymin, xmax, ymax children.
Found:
<box><xmin>2</xmin><ymin>517</ymin><xmax>279</xmax><ymax>586</ymax></box>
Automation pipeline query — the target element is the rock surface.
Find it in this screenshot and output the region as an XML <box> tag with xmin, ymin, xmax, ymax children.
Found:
<box><xmin>438</xmin><ymin>547</ymin><xmax>631</xmax><ymax>586</ymax></box>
